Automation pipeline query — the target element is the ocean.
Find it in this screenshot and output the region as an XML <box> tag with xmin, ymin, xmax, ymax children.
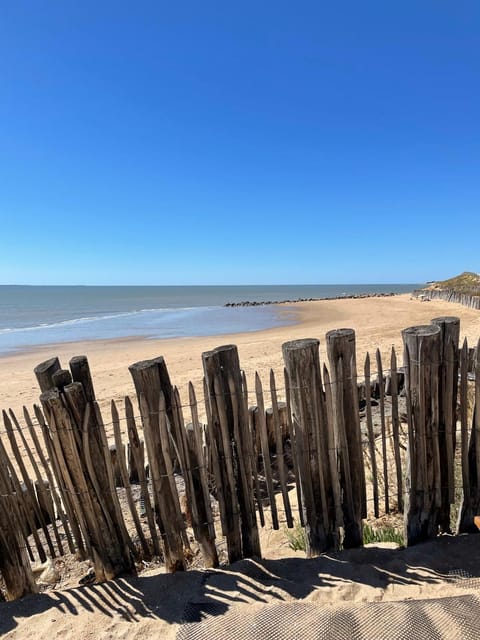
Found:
<box><xmin>0</xmin><ymin>284</ymin><xmax>421</xmax><ymax>355</ymax></box>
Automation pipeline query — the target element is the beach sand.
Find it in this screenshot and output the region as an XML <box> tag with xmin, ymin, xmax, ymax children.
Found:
<box><xmin>2</xmin><ymin>293</ymin><xmax>480</xmax><ymax>638</ymax></box>
<box><xmin>1</xmin><ymin>293</ymin><xmax>480</xmax><ymax>418</ymax></box>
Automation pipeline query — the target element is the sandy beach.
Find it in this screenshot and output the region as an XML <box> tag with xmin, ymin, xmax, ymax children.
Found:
<box><xmin>1</xmin><ymin>293</ymin><xmax>480</xmax><ymax>418</ymax></box>
<box><xmin>2</xmin><ymin>293</ymin><xmax>480</xmax><ymax>637</ymax></box>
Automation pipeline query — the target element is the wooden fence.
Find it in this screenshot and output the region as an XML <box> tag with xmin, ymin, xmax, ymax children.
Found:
<box><xmin>1</xmin><ymin>315</ymin><xmax>480</xmax><ymax>601</ymax></box>
<box><xmin>413</xmin><ymin>287</ymin><xmax>480</xmax><ymax>310</ymax></box>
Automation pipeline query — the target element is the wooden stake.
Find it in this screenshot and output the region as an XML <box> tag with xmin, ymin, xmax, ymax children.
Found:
<box><xmin>7</xmin><ymin>409</ymin><xmax>58</xmax><ymax>557</ymax></box>
<box><xmin>255</xmin><ymin>373</ymin><xmax>279</xmax><ymax>530</ymax></box>
<box><xmin>431</xmin><ymin>316</ymin><xmax>460</xmax><ymax>532</ymax></box>
<box><xmin>129</xmin><ymin>359</ymin><xmax>187</xmax><ymax>572</ymax></box>
<box><xmin>111</xmin><ymin>400</ymin><xmax>150</xmax><ymax>558</ymax></box>
<box><xmin>326</xmin><ymin>329</ymin><xmax>364</xmax><ymax>548</ymax></box>
<box><xmin>390</xmin><ymin>347</ymin><xmax>403</xmax><ymax>513</ymax></box>
<box><xmin>402</xmin><ymin>324</ymin><xmax>441</xmax><ymax>545</ymax></box>
<box><xmin>124</xmin><ymin>397</ymin><xmax>160</xmax><ymax>556</ymax></box>
<box><xmin>187</xmin><ymin>382</ymin><xmax>219</xmax><ymax>567</ymax></box>
<box><xmin>376</xmin><ymin>349</ymin><xmax>389</xmax><ymax>515</ymax></box>
<box><xmin>364</xmin><ymin>353</ymin><xmax>379</xmax><ymax>518</ymax></box>
<box><xmin>284</xmin><ymin>368</ymin><xmax>304</xmax><ymax>527</ymax></box>
<box><xmin>283</xmin><ymin>338</ymin><xmax>337</xmax><ymax>555</ymax></box>
<box><xmin>270</xmin><ymin>370</ymin><xmax>293</xmax><ymax>527</ymax></box>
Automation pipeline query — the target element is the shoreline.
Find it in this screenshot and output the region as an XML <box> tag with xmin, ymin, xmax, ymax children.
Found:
<box><xmin>0</xmin><ymin>303</ymin><xmax>301</xmax><ymax>360</ymax></box>
<box><xmin>1</xmin><ymin>294</ymin><xmax>480</xmax><ymax>417</ymax></box>
<box><xmin>0</xmin><ymin>302</ymin><xmax>299</xmax><ymax>359</ymax></box>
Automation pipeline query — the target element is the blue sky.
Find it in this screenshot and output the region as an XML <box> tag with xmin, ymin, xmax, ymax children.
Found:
<box><xmin>0</xmin><ymin>1</ymin><xmax>479</xmax><ymax>285</ymax></box>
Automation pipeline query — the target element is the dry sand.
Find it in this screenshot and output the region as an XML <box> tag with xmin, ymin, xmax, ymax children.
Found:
<box><xmin>2</xmin><ymin>293</ymin><xmax>480</xmax><ymax>418</ymax></box>
<box><xmin>2</xmin><ymin>293</ymin><xmax>480</xmax><ymax>638</ymax></box>
<box><xmin>2</xmin><ymin>535</ymin><xmax>480</xmax><ymax>639</ymax></box>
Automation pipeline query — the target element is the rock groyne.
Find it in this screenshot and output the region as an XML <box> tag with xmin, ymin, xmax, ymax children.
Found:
<box><xmin>225</xmin><ymin>292</ymin><xmax>397</xmax><ymax>307</ymax></box>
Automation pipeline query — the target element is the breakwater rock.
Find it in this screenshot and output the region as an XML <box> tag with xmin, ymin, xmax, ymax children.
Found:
<box><xmin>224</xmin><ymin>292</ymin><xmax>398</xmax><ymax>307</ymax></box>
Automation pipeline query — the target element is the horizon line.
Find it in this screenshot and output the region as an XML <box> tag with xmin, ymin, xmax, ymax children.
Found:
<box><xmin>0</xmin><ymin>282</ymin><xmax>425</xmax><ymax>288</ymax></box>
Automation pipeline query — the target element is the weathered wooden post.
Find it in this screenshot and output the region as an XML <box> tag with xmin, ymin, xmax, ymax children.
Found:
<box><xmin>202</xmin><ymin>345</ymin><xmax>261</xmax><ymax>563</ymax></box>
<box><xmin>0</xmin><ymin>427</ymin><xmax>37</xmax><ymax>600</ymax></box>
<box><xmin>109</xmin><ymin>444</ymin><xmax>124</xmax><ymax>487</ymax></box>
<box><xmin>23</xmin><ymin>406</ymin><xmax>74</xmax><ymax>554</ymax></box>
<box><xmin>282</xmin><ymin>338</ymin><xmax>338</xmax><ymax>555</ymax></box>
<box><xmin>69</xmin><ymin>356</ymin><xmax>96</xmax><ymax>402</ymax></box>
<box><xmin>364</xmin><ymin>353</ymin><xmax>379</xmax><ymax>518</ymax></box>
<box><xmin>36</xmin><ymin>356</ymin><xmax>136</xmax><ymax>580</ymax></box>
<box><xmin>431</xmin><ymin>317</ymin><xmax>460</xmax><ymax>533</ymax></box>
<box><xmin>402</xmin><ymin>325</ymin><xmax>442</xmax><ymax>545</ymax></box>
<box><xmin>390</xmin><ymin>347</ymin><xmax>404</xmax><ymax>513</ymax></box>
<box><xmin>254</xmin><ymin>374</ymin><xmax>279</xmax><ymax>529</ymax></box>
<box><xmin>34</xmin><ymin>357</ymin><xmax>61</xmax><ymax>393</ymax></box>
<box><xmin>3</xmin><ymin>410</ymin><xmax>53</xmax><ymax>560</ymax></box>
<box><xmin>124</xmin><ymin>397</ymin><xmax>161</xmax><ymax>556</ymax></box>
<box><xmin>34</xmin><ymin>405</ymin><xmax>85</xmax><ymax>557</ymax></box>
<box><xmin>129</xmin><ymin>358</ymin><xmax>187</xmax><ymax>572</ymax></box>
<box><xmin>164</xmin><ymin>384</ymin><xmax>219</xmax><ymax>567</ymax></box>
<box><xmin>326</xmin><ymin>329</ymin><xmax>365</xmax><ymax>549</ymax></box>
<box><xmin>376</xmin><ymin>349</ymin><xmax>389</xmax><ymax>515</ymax></box>
<box><xmin>185</xmin><ymin>383</ymin><xmax>219</xmax><ymax>567</ymax></box>
<box><xmin>458</xmin><ymin>339</ymin><xmax>480</xmax><ymax>533</ymax></box>
<box><xmin>0</xmin><ymin>495</ymin><xmax>37</xmax><ymax>600</ymax></box>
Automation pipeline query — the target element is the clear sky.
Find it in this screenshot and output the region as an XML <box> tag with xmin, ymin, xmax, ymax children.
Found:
<box><xmin>0</xmin><ymin>2</ymin><xmax>479</xmax><ymax>285</ymax></box>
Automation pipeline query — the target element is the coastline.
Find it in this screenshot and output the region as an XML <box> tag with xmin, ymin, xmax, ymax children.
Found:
<box><xmin>2</xmin><ymin>293</ymin><xmax>480</xmax><ymax>417</ymax></box>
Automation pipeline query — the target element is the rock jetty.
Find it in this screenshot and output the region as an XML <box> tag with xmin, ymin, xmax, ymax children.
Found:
<box><xmin>224</xmin><ymin>292</ymin><xmax>397</xmax><ymax>307</ymax></box>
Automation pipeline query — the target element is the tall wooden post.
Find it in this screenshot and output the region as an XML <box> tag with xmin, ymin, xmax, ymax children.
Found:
<box><xmin>326</xmin><ymin>329</ymin><xmax>365</xmax><ymax>549</ymax></box>
<box><xmin>458</xmin><ymin>339</ymin><xmax>480</xmax><ymax>533</ymax></box>
<box><xmin>129</xmin><ymin>358</ymin><xmax>187</xmax><ymax>572</ymax></box>
<box><xmin>36</xmin><ymin>356</ymin><xmax>136</xmax><ymax>580</ymax></box>
<box><xmin>402</xmin><ymin>325</ymin><xmax>442</xmax><ymax>545</ymax></box>
<box><xmin>282</xmin><ymin>338</ymin><xmax>338</xmax><ymax>555</ymax></box>
<box><xmin>202</xmin><ymin>345</ymin><xmax>261</xmax><ymax>563</ymax></box>
<box><xmin>40</xmin><ymin>386</ymin><xmax>135</xmax><ymax>580</ymax></box>
<box><xmin>431</xmin><ymin>317</ymin><xmax>460</xmax><ymax>533</ymax></box>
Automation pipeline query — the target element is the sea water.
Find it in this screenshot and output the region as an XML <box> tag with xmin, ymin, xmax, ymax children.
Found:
<box><xmin>0</xmin><ymin>284</ymin><xmax>421</xmax><ymax>355</ymax></box>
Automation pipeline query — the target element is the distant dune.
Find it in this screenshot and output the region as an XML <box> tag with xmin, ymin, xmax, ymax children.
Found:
<box><xmin>425</xmin><ymin>271</ymin><xmax>480</xmax><ymax>295</ymax></box>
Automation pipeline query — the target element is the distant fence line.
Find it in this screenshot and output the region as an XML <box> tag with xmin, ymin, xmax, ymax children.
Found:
<box><xmin>413</xmin><ymin>288</ymin><xmax>480</xmax><ymax>310</ymax></box>
<box><xmin>1</xmin><ymin>315</ymin><xmax>480</xmax><ymax>602</ymax></box>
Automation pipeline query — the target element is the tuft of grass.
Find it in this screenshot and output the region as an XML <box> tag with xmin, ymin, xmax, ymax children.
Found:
<box><xmin>363</xmin><ymin>522</ymin><xmax>404</xmax><ymax>547</ymax></box>
<box><xmin>284</xmin><ymin>521</ymin><xmax>306</xmax><ymax>552</ymax></box>
<box><xmin>284</xmin><ymin>521</ymin><xmax>405</xmax><ymax>552</ymax></box>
